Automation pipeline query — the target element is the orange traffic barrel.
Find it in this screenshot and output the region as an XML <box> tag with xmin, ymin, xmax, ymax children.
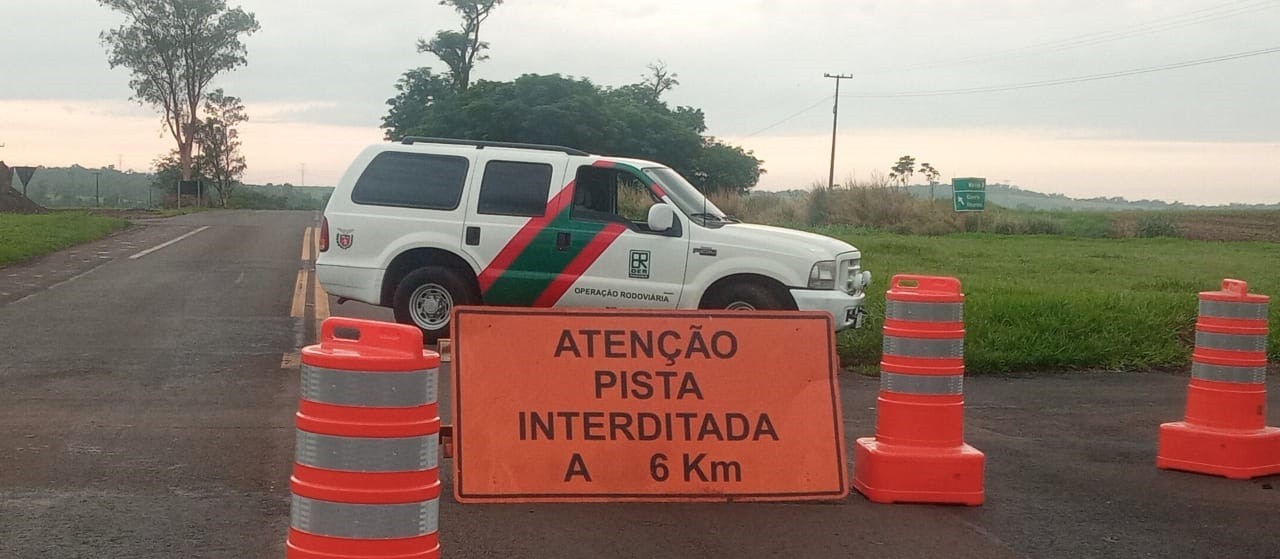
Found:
<box><xmin>287</xmin><ymin>318</ymin><xmax>442</xmax><ymax>559</ymax></box>
<box><xmin>1158</xmin><ymin>279</ymin><xmax>1279</xmax><ymax>479</ymax></box>
<box><xmin>852</xmin><ymin>275</ymin><xmax>984</xmax><ymax>505</ymax></box>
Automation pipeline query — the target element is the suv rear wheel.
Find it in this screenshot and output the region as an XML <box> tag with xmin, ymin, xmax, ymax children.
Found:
<box><xmin>392</xmin><ymin>266</ymin><xmax>478</xmax><ymax>344</ymax></box>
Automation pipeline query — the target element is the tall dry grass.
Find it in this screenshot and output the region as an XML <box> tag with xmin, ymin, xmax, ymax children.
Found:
<box><xmin>711</xmin><ymin>180</ymin><xmax>1122</xmax><ymax>237</ymax></box>
<box><xmin>714</xmin><ymin>180</ymin><xmax>966</xmax><ymax>235</ymax></box>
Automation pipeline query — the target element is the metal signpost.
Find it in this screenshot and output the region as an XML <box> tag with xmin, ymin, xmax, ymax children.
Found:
<box><xmin>952</xmin><ymin>177</ymin><xmax>987</xmax><ymax>213</ymax></box>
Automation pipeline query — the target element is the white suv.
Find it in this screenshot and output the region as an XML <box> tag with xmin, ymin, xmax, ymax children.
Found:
<box><xmin>317</xmin><ymin>138</ymin><xmax>871</xmax><ymax>342</ymax></box>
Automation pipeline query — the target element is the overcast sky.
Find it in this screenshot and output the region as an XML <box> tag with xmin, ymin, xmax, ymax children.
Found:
<box><xmin>2</xmin><ymin>0</ymin><xmax>1278</xmax><ymax>204</ymax></box>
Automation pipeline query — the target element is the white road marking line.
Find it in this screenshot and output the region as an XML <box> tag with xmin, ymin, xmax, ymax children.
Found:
<box><xmin>11</xmin><ymin>264</ymin><xmax>109</xmax><ymax>305</ymax></box>
<box><xmin>129</xmin><ymin>226</ymin><xmax>211</xmax><ymax>260</ymax></box>
<box><xmin>45</xmin><ymin>265</ymin><xmax>107</xmax><ymax>292</ymax></box>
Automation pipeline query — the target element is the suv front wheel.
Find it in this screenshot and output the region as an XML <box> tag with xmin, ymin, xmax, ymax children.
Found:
<box><xmin>701</xmin><ymin>281</ymin><xmax>796</xmax><ymax>311</ymax></box>
<box><xmin>392</xmin><ymin>266</ymin><xmax>478</xmax><ymax>344</ymax></box>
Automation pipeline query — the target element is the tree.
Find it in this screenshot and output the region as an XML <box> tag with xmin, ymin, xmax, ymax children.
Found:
<box><xmin>640</xmin><ymin>60</ymin><xmax>680</xmax><ymax>102</ymax></box>
<box><xmin>691</xmin><ymin>139</ymin><xmax>765</xmax><ymax>194</ymax></box>
<box><xmin>919</xmin><ymin>162</ymin><xmax>940</xmax><ymax>200</ymax></box>
<box><xmin>888</xmin><ymin>155</ymin><xmax>916</xmax><ymax>189</ymax></box>
<box><xmin>380</xmin><ymin>69</ymin><xmax>764</xmax><ymax>193</ymax></box>
<box><xmin>151</xmin><ymin>149</ymin><xmax>208</xmax><ymax>205</ymax></box>
<box><xmin>417</xmin><ymin>0</ymin><xmax>502</xmax><ymax>93</ymax></box>
<box><xmin>382</xmin><ymin>67</ymin><xmax>458</xmax><ymax>140</ymax></box>
<box><xmin>195</xmin><ymin>89</ymin><xmax>248</xmax><ymax>207</ymax></box>
<box><xmin>100</xmin><ymin>0</ymin><xmax>259</xmax><ymax>183</ymax></box>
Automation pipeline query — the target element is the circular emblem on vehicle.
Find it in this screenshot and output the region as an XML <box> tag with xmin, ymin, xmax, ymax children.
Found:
<box><xmin>336</xmin><ymin>229</ymin><xmax>354</xmax><ymax>249</ymax></box>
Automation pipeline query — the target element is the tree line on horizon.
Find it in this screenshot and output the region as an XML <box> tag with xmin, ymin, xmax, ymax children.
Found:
<box><xmin>12</xmin><ymin>164</ymin><xmax>331</xmax><ymax>210</ymax></box>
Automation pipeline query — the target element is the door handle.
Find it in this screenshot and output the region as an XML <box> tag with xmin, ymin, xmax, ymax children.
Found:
<box><xmin>556</xmin><ymin>231</ymin><xmax>570</xmax><ymax>251</ymax></box>
<box><xmin>465</xmin><ymin>226</ymin><xmax>481</xmax><ymax>246</ymax></box>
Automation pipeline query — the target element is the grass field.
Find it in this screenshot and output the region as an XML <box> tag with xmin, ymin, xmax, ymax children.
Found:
<box><xmin>828</xmin><ymin>227</ymin><xmax>1280</xmax><ymax>373</ymax></box>
<box><xmin>0</xmin><ymin>213</ymin><xmax>130</xmax><ymax>268</ymax></box>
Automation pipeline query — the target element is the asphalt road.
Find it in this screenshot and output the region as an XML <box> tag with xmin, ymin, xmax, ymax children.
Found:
<box><xmin>1</xmin><ymin>211</ymin><xmax>306</xmax><ymax>558</ymax></box>
<box><xmin>1</xmin><ymin>209</ymin><xmax>1277</xmax><ymax>558</ymax></box>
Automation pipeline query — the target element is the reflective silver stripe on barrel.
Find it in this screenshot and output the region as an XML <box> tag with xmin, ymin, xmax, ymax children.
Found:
<box><xmin>301</xmin><ymin>365</ymin><xmax>437</xmax><ymax>407</ymax></box>
<box><xmin>881</xmin><ymin>372</ymin><xmax>963</xmax><ymax>395</ymax></box>
<box><xmin>885</xmin><ymin>300</ymin><xmax>963</xmax><ymax>323</ymax></box>
<box><xmin>1191</xmin><ymin>362</ymin><xmax>1267</xmax><ymax>384</ymax></box>
<box><xmin>295</xmin><ymin>431</ymin><xmax>438</xmax><ymax>472</ymax></box>
<box><xmin>883</xmin><ymin>336</ymin><xmax>964</xmax><ymax>358</ymax></box>
<box><xmin>1199</xmin><ymin>300</ymin><xmax>1268</xmax><ymax>320</ymax></box>
<box><xmin>1194</xmin><ymin>332</ymin><xmax>1267</xmax><ymax>352</ymax></box>
<box><xmin>291</xmin><ymin>495</ymin><xmax>438</xmax><ymax>539</ymax></box>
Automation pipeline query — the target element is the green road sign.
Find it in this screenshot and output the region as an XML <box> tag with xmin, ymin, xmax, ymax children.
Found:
<box><xmin>953</xmin><ymin>191</ymin><xmax>986</xmax><ymax>211</ymax></box>
<box><xmin>952</xmin><ymin>177</ymin><xmax>987</xmax><ymax>212</ymax></box>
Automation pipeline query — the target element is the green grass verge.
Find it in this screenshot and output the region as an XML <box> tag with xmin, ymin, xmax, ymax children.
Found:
<box><xmin>826</xmin><ymin>227</ymin><xmax>1280</xmax><ymax>373</ymax></box>
<box><xmin>0</xmin><ymin>213</ymin><xmax>131</xmax><ymax>267</ymax></box>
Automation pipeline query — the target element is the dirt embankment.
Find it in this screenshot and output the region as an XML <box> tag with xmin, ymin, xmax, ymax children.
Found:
<box><xmin>0</xmin><ymin>162</ymin><xmax>48</xmax><ymax>214</ymax></box>
<box><xmin>1112</xmin><ymin>210</ymin><xmax>1280</xmax><ymax>242</ymax></box>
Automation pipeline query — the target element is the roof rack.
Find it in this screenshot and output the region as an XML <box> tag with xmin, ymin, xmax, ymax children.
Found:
<box><xmin>399</xmin><ymin>136</ymin><xmax>590</xmax><ymax>157</ymax></box>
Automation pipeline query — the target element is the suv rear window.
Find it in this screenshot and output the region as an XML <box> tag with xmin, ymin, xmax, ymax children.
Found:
<box><xmin>478</xmin><ymin>161</ymin><xmax>553</xmax><ymax>217</ymax></box>
<box><xmin>351</xmin><ymin>151</ymin><xmax>469</xmax><ymax>210</ymax></box>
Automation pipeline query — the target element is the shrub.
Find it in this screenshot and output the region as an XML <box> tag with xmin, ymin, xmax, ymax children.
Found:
<box><xmin>1135</xmin><ymin>213</ymin><xmax>1183</xmax><ymax>238</ymax></box>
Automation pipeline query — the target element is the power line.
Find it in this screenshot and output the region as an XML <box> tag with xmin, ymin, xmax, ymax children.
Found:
<box><xmin>742</xmin><ymin>95</ymin><xmax>833</xmax><ymax>138</ymax></box>
<box><xmin>860</xmin><ymin>0</ymin><xmax>1279</xmax><ymax>74</ymax></box>
<box><xmin>845</xmin><ymin>45</ymin><xmax>1280</xmax><ymax>98</ymax></box>
<box><xmin>732</xmin><ymin>44</ymin><xmax>1278</xmax><ymax>138</ymax></box>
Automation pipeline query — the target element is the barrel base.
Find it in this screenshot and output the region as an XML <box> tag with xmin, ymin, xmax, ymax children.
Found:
<box><xmin>287</xmin><ymin>530</ymin><xmax>440</xmax><ymax>559</ymax></box>
<box><xmin>287</xmin><ymin>544</ymin><xmax>440</xmax><ymax>559</ymax></box>
<box><xmin>851</xmin><ymin>437</ymin><xmax>984</xmax><ymax>505</ymax></box>
<box><xmin>1157</xmin><ymin>421</ymin><xmax>1280</xmax><ymax>480</ymax></box>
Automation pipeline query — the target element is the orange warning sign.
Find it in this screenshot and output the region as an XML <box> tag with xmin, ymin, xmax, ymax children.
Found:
<box><xmin>451</xmin><ymin>308</ymin><xmax>848</xmax><ymax>503</ymax></box>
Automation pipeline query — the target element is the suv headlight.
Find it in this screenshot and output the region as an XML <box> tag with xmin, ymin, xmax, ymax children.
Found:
<box><xmin>839</xmin><ymin>257</ymin><xmax>870</xmax><ymax>295</ymax></box>
<box><xmin>808</xmin><ymin>260</ymin><xmax>836</xmax><ymax>290</ymax></box>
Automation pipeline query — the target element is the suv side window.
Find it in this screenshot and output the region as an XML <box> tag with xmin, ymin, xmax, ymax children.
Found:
<box><xmin>351</xmin><ymin>151</ymin><xmax>469</xmax><ymax>210</ymax></box>
<box><xmin>572</xmin><ymin>166</ymin><xmax>673</xmax><ymax>234</ymax></box>
<box><xmin>477</xmin><ymin>160</ymin><xmax>553</xmax><ymax>217</ymax></box>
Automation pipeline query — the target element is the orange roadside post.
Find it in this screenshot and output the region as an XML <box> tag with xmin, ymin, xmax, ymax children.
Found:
<box><xmin>852</xmin><ymin>274</ymin><xmax>984</xmax><ymax>505</ymax></box>
<box><xmin>286</xmin><ymin>318</ymin><xmax>442</xmax><ymax>559</ymax></box>
<box><xmin>1158</xmin><ymin>279</ymin><xmax>1280</xmax><ymax>479</ymax></box>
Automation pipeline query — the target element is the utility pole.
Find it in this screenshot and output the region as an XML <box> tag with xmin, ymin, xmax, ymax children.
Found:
<box><xmin>93</xmin><ymin>171</ymin><xmax>101</xmax><ymax>207</ymax></box>
<box><xmin>300</xmin><ymin>163</ymin><xmax>306</xmax><ymax>187</ymax></box>
<box><xmin>823</xmin><ymin>73</ymin><xmax>852</xmax><ymax>190</ymax></box>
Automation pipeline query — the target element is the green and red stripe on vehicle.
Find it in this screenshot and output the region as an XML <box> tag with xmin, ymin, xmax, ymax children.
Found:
<box><xmin>477</xmin><ymin>160</ymin><xmax>664</xmax><ymax>307</ymax></box>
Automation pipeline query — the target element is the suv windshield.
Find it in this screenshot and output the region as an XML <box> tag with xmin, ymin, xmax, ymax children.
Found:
<box><xmin>642</xmin><ymin>167</ymin><xmax>736</xmax><ymax>226</ymax></box>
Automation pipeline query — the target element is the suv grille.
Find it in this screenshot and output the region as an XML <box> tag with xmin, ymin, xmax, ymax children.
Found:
<box><xmin>840</xmin><ymin>257</ymin><xmax>861</xmax><ymax>294</ymax></box>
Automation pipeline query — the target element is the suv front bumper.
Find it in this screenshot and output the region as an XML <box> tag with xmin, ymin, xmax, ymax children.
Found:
<box><xmin>790</xmin><ymin>288</ymin><xmax>867</xmax><ymax>331</ymax></box>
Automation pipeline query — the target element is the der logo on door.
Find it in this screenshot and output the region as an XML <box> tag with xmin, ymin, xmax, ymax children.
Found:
<box><xmin>629</xmin><ymin>250</ymin><xmax>650</xmax><ymax>279</ymax></box>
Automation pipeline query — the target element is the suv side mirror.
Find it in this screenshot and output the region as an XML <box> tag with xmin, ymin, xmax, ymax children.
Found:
<box><xmin>647</xmin><ymin>204</ymin><xmax>675</xmax><ymax>232</ymax></box>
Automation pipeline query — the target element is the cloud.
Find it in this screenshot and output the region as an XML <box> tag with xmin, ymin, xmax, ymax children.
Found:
<box><xmin>0</xmin><ymin>99</ymin><xmax>380</xmax><ymax>185</ymax></box>
<box><xmin>248</xmin><ymin>101</ymin><xmax>342</xmax><ymax>123</ymax></box>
